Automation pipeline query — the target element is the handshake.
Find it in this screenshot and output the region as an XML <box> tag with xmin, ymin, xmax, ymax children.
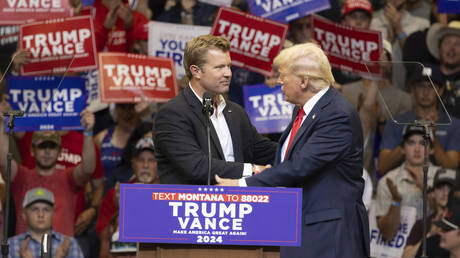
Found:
<box><xmin>252</xmin><ymin>164</ymin><xmax>272</xmax><ymax>175</ymax></box>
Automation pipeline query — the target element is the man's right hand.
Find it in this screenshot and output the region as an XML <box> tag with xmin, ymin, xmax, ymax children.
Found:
<box><xmin>386</xmin><ymin>178</ymin><xmax>402</xmax><ymax>203</ymax></box>
<box><xmin>12</xmin><ymin>50</ymin><xmax>30</xmax><ymax>73</ymax></box>
<box><xmin>252</xmin><ymin>164</ymin><xmax>271</xmax><ymax>174</ymax></box>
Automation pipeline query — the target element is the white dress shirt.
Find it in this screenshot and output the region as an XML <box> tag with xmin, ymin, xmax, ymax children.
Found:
<box><xmin>190</xmin><ymin>85</ymin><xmax>253</xmax><ymax>176</ymax></box>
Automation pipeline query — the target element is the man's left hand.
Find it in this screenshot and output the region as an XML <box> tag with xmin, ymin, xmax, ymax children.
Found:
<box><xmin>74</xmin><ymin>207</ymin><xmax>96</xmax><ymax>236</ymax></box>
<box><xmin>55</xmin><ymin>237</ymin><xmax>71</xmax><ymax>258</ymax></box>
<box><xmin>215</xmin><ymin>175</ymin><xmax>239</xmax><ymax>186</ymax></box>
<box><xmin>80</xmin><ymin>109</ymin><xmax>95</xmax><ymax>132</ymax></box>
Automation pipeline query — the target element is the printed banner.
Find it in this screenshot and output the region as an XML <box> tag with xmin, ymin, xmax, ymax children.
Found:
<box><xmin>243</xmin><ymin>84</ymin><xmax>293</xmax><ymax>134</ymax></box>
<box><xmin>119</xmin><ymin>184</ymin><xmax>302</xmax><ymax>246</ymax></box>
<box><xmin>7</xmin><ymin>75</ymin><xmax>86</xmax><ymax>132</ymax></box>
<box><xmin>198</xmin><ymin>0</ymin><xmax>232</xmax><ymax>6</ymax></box>
<box><xmin>19</xmin><ymin>16</ymin><xmax>98</xmax><ymax>76</ymax></box>
<box><xmin>211</xmin><ymin>7</ymin><xmax>288</xmax><ymax>77</ymax></box>
<box><xmin>248</xmin><ymin>0</ymin><xmax>330</xmax><ymax>23</ymax></box>
<box><xmin>0</xmin><ymin>0</ymin><xmax>73</xmax><ymax>25</ymax></box>
<box><xmin>148</xmin><ymin>21</ymin><xmax>211</xmax><ymax>79</ymax></box>
<box><xmin>311</xmin><ymin>15</ymin><xmax>382</xmax><ymax>78</ymax></box>
<box><xmin>369</xmin><ymin>203</ymin><xmax>416</xmax><ymax>258</ymax></box>
<box><xmin>98</xmin><ymin>52</ymin><xmax>178</xmax><ymax>103</ymax></box>
<box><xmin>437</xmin><ymin>0</ymin><xmax>460</xmax><ymax>13</ymax></box>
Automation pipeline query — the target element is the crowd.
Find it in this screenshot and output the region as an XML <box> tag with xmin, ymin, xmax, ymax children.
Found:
<box><xmin>0</xmin><ymin>0</ymin><xmax>458</xmax><ymax>257</ymax></box>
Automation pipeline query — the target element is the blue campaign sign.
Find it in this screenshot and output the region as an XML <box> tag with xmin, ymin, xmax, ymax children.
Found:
<box><xmin>119</xmin><ymin>184</ymin><xmax>302</xmax><ymax>246</ymax></box>
<box><xmin>437</xmin><ymin>0</ymin><xmax>460</xmax><ymax>13</ymax></box>
<box><xmin>248</xmin><ymin>0</ymin><xmax>330</xmax><ymax>23</ymax></box>
<box><xmin>243</xmin><ymin>83</ymin><xmax>293</xmax><ymax>134</ymax></box>
<box><xmin>7</xmin><ymin>76</ymin><xmax>87</xmax><ymax>132</ymax></box>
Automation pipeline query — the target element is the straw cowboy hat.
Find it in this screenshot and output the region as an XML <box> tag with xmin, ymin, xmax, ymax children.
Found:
<box><xmin>426</xmin><ymin>21</ymin><xmax>460</xmax><ymax>60</ymax></box>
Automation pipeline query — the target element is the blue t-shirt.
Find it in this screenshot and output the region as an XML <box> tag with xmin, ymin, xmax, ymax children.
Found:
<box><xmin>380</xmin><ymin>110</ymin><xmax>460</xmax><ymax>153</ymax></box>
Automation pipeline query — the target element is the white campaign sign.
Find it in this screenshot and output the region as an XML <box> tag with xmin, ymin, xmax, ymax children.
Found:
<box><xmin>148</xmin><ymin>21</ymin><xmax>211</xmax><ymax>79</ymax></box>
<box><xmin>369</xmin><ymin>203</ymin><xmax>417</xmax><ymax>258</ymax></box>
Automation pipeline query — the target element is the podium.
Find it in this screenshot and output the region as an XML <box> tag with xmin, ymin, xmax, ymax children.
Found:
<box><xmin>119</xmin><ymin>184</ymin><xmax>300</xmax><ymax>258</ymax></box>
<box><xmin>137</xmin><ymin>243</ymin><xmax>280</xmax><ymax>258</ymax></box>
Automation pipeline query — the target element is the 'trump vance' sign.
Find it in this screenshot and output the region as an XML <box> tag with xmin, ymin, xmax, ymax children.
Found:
<box><xmin>248</xmin><ymin>0</ymin><xmax>330</xmax><ymax>23</ymax></box>
<box><xmin>119</xmin><ymin>184</ymin><xmax>302</xmax><ymax>246</ymax></box>
<box><xmin>311</xmin><ymin>15</ymin><xmax>382</xmax><ymax>78</ymax></box>
<box><xmin>244</xmin><ymin>84</ymin><xmax>293</xmax><ymax>134</ymax></box>
<box><xmin>211</xmin><ymin>7</ymin><xmax>288</xmax><ymax>77</ymax></box>
<box><xmin>7</xmin><ymin>75</ymin><xmax>86</xmax><ymax>132</ymax></box>
<box><xmin>0</xmin><ymin>0</ymin><xmax>73</xmax><ymax>25</ymax></box>
<box><xmin>19</xmin><ymin>16</ymin><xmax>97</xmax><ymax>76</ymax></box>
<box><xmin>98</xmin><ymin>52</ymin><xmax>177</xmax><ymax>103</ymax></box>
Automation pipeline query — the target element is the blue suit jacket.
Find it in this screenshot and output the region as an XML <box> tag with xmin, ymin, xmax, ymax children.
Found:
<box><xmin>246</xmin><ymin>87</ymin><xmax>370</xmax><ymax>258</ymax></box>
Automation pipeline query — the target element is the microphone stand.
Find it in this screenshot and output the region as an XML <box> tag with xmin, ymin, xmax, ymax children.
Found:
<box><xmin>1</xmin><ymin>111</ymin><xmax>24</xmax><ymax>257</ymax></box>
<box><xmin>203</xmin><ymin>105</ymin><xmax>213</xmax><ymax>186</ymax></box>
<box><xmin>412</xmin><ymin>120</ymin><xmax>434</xmax><ymax>258</ymax></box>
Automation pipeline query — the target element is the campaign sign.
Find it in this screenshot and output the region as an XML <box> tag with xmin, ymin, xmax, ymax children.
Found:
<box><xmin>438</xmin><ymin>0</ymin><xmax>460</xmax><ymax>13</ymax></box>
<box><xmin>98</xmin><ymin>52</ymin><xmax>178</xmax><ymax>103</ymax></box>
<box><xmin>119</xmin><ymin>184</ymin><xmax>302</xmax><ymax>246</ymax></box>
<box><xmin>248</xmin><ymin>0</ymin><xmax>330</xmax><ymax>23</ymax></box>
<box><xmin>243</xmin><ymin>84</ymin><xmax>293</xmax><ymax>134</ymax></box>
<box><xmin>7</xmin><ymin>75</ymin><xmax>86</xmax><ymax>132</ymax></box>
<box><xmin>311</xmin><ymin>15</ymin><xmax>382</xmax><ymax>78</ymax></box>
<box><xmin>19</xmin><ymin>15</ymin><xmax>98</xmax><ymax>76</ymax></box>
<box><xmin>198</xmin><ymin>0</ymin><xmax>232</xmax><ymax>6</ymax></box>
<box><xmin>369</xmin><ymin>203</ymin><xmax>416</xmax><ymax>258</ymax></box>
<box><xmin>211</xmin><ymin>7</ymin><xmax>288</xmax><ymax>77</ymax></box>
<box><xmin>149</xmin><ymin>21</ymin><xmax>211</xmax><ymax>79</ymax></box>
<box><xmin>0</xmin><ymin>0</ymin><xmax>73</xmax><ymax>25</ymax></box>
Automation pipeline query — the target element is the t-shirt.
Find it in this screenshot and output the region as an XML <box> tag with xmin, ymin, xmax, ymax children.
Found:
<box><xmin>15</xmin><ymin>131</ymin><xmax>104</xmax><ymax>219</ymax></box>
<box><xmin>12</xmin><ymin>166</ymin><xmax>81</xmax><ymax>236</ymax></box>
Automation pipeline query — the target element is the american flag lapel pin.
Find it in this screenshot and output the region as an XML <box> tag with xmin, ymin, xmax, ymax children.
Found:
<box><xmin>312</xmin><ymin>114</ymin><xmax>316</xmax><ymax>119</ymax></box>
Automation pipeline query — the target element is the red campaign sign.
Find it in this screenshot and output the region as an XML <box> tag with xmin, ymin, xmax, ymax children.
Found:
<box><xmin>98</xmin><ymin>52</ymin><xmax>178</xmax><ymax>103</ymax></box>
<box><xmin>0</xmin><ymin>0</ymin><xmax>73</xmax><ymax>25</ymax></box>
<box><xmin>211</xmin><ymin>7</ymin><xmax>288</xmax><ymax>77</ymax></box>
<box><xmin>19</xmin><ymin>16</ymin><xmax>97</xmax><ymax>75</ymax></box>
<box><xmin>311</xmin><ymin>15</ymin><xmax>383</xmax><ymax>78</ymax></box>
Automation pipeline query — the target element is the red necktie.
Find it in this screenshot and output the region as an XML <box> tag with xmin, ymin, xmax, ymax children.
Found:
<box><xmin>284</xmin><ymin>108</ymin><xmax>306</xmax><ymax>159</ymax></box>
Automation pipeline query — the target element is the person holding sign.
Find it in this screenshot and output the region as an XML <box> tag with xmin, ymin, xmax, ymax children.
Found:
<box><xmin>154</xmin><ymin>35</ymin><xmax>276</xmax><ymax>185</ymax></box>
<box><xmin>216</xmin><ymin>42</ymin><xmax>369</xmax><ymax>258</ymax></box>
<box><xmin>0</xmin><ymin>103</ymin><xmax>97</xmax><ymax>237</ymax></box>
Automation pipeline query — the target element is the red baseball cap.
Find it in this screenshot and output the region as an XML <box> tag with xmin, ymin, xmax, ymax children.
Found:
<box><xmin>341</xmin><ymin>0</ymin><xmax>373</xmax><ymax>17</ymax></box>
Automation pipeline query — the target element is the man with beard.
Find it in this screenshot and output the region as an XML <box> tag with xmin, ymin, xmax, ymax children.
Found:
<box><xmin>378</xmin><ymin>64</ymin><xmax>460</xmax><ymax>174</ymax></box>
<box><xmin>426</xmin><ymin>21</ymin><xmax>460</xmax><ymax>119</ymax></box>
<box><xmin>0</xmin><ymin>109</ymin><xmax>96</xmax><ymax>236</ymax></box>
<box><xmin>96</xmin><ymin>137</ymin><xmax>158</xmax><ymax>257</ymax></box>
<box><xmin>154</xmin><ymin>35</ymin><xmax>276</xmax><ymax>185</ymax></box>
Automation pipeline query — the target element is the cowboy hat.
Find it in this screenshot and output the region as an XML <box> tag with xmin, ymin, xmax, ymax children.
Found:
<box><xmin>426</xmin><ymin>21</ymin><xmax>460</xmax><ymax>60</ymax></box>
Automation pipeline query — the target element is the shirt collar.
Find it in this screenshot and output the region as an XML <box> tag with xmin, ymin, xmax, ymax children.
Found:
<box><xmin>189</xmin><ymin>84</ymin><xmax>226</xmax><ymax>115</ymax></box>
<box><xmin>22</xmin><ymin>229</ymin><xmax>61</xmax><ymax>242</ymax></box>
<box><xmin>301</xmin><ymin>86</ymin><xmax>329</xmax><ymax>117</ymax></box>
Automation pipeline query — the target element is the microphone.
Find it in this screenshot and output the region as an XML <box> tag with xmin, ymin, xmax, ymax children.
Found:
<box><xmin>202</xmin><ymin>92</ymin><xmax>214</xmax><ymax>116</ymax></box>
<box><xmin>41</xmin><ymin>233</ymin><xmax>52</xmax><ymax>258</ymax></box>
<box><xmin>3</xmin><ymin>110</ymin><xmax>24</xmax><ymax>117</ymax></box>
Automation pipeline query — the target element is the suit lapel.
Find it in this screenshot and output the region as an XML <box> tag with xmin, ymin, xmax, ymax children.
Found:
<box><xmin>223</xmin><ymin>104</ymin><xmax>243</xmax><ymax>162</ymax></box>
<box><xmin>275</xmin><ymin>106</ymin><xmax>298</xmax><ymax>164</ymax></box>
<box><xmin>183</xmin><ymin>87</ymin><xmax>225</xmax><ymax>159</ymax></box>
<box><xmin>284</xmin><ymin>87</ymin><xmax>335</xmax><ymax>159</ymax></box>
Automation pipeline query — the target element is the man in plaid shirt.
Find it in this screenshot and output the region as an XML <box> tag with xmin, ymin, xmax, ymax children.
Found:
<box><xmin>8</xmin><ymin>188</ymin><xmax>83</xmax><ymax>258</ymax></box>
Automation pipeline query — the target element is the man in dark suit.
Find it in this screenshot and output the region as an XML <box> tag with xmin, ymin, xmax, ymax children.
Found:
<box><xmin>154</xmin><ymin>35</ymin><xmax>276</xmax><ymax>185</ymax></box>
<box><xmin>217</xmin><ymin>43</ymin><xmax>370</xmax><ymax>258</ymax></box>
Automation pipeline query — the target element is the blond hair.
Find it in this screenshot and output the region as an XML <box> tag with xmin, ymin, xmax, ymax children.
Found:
<box><xmin>273</xmin><ymin>42</ymin><xmax>334</xmax><ymax>91</ymax></box>
<box><xmin>183</xmin><ymin>35</ymin><xmax>230</xmax><ymax>79</ymax></box>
